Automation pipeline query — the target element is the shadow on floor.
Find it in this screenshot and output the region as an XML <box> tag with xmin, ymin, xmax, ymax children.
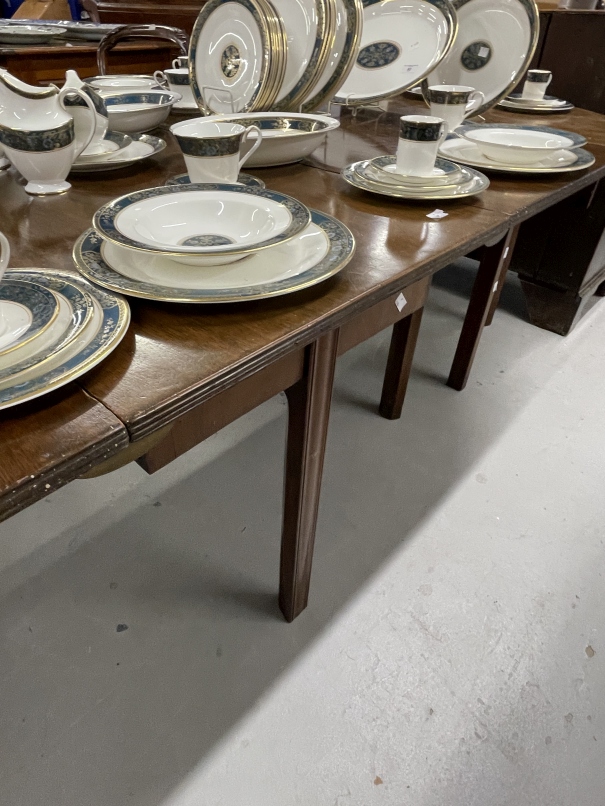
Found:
<box><xmin>0</xmin><ymin>263</ymin><xmax>568</xmax><ymax>806</ymax></box>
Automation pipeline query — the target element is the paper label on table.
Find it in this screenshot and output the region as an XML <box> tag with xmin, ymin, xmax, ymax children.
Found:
<box><xmin>395</xmin><ymin>293</ymin><xmax>407</xmax><ymax>312</ymax></box>
<box><xmin>427</xmin><ymin>209</ymin><xmax>448</xmax><ymax>220</ymax></box>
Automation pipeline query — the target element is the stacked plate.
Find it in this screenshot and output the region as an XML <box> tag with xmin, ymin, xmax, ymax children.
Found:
<box><xmin>0</xmin><ymin>268</ymin><xmax>129</xmax><ymax>410</ymax></box>
<box><xmin>342</xmin><ymin>155</ymin><xmax>489</xmax><ymax>200</ymax></box>
<box><xmin>73</xmin><ymin>184</ymin><xmax>356</xmax><ymax>303</ymax></box>
<box><xmin>71</xmin><ymin>133</ymin><xmax>167</xmax><ymax>174</ymax></box>
<box><xmin>189</xmin><ymin>0</ymin><xmax>460</xmax><ymax>115</ymax></box>
<box><xmin>498</xmin><ymin>93</ymin><xmax>574</xmax><ymax>115</ymax></box>
<box><xmin>440</xmin><ymin>124</ymin><xmax>595</xmax><ymax>174</ymax></box>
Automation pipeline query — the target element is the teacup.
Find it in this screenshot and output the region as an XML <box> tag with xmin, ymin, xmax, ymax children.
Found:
<box><xmin>172</xmin><ymin>56</ymin><xmax>188</xmax><ymax>69</ymax></box>
<box><xmin>154</xmin><ymin>69</ymin><xmax>195</xmax><ymax>106</ymax></box>
<box><xmin>0</xmin><ymin>87</ymin><xmax>96</xmax><ymax>195</ymax></box>
<box><xmin>521</xmin><ymin>70</ymin><xmax>552</xmax><ymax>102</ymax></box>
<box><xmin>426</xmin><ymin>84</ymin><xmax>484</xmax><ymax>132</ymax></box>
<box><xmin>170</xmin><ymin>120</ymin><xmax>262</xmax><ymax>183</ymax></box>
<box><xmin>396</xmin><ymin>115</ymin><xmax>446</xmax><ymax>177</ymax></box>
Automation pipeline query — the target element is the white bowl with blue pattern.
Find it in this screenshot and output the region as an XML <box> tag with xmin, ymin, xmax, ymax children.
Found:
<box><xmin>104</xmin><ymin>91</ymin><xmax>181</xmax><ymax>134</ymax></box>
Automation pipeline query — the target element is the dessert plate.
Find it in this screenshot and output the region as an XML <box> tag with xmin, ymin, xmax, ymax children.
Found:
<box><xmin>73</xmin><ymin>132</ymin><xmax>133</xmax><ymax>163</ymax></box>
<box><xmin>439</xmin><ymin>137</ymin><xmax>596</xmax><ymax>173</ymax></box>
<box><xmin>335</xmin><ymin>0</ymin><xmax>457</xmax><ymax>105</ymax></box>
<box><xmin>0</xmin><ymin>281</ymin><xmax>58</xmax><ymax>355</ymax></box>
<box><xmin>302</xmin><ymin>0</ymin><xmax>363</xmax><ymax>112</ymax></box>
<box><xmin>0</xmin><ymin>25</ymin><xmax>66</xmax><ymax>45</ymax></box>
<box><xmin>423</xmin><ymin>0</ymin><xmax>540</xmax><ymax>116</ymax></box>
<box><xmin>367</xmin><ymin>155</ymin><xmax>463</xmax><ymax>187</ymax></box>
<box><xmin>498</xmin><ymin>94</ymin><xmax>574</xmax><ymax>114</ymax></box>
<box><xmin>343</xmin><ymin>160</ymin><xmax>489</xmax><ymax>199</ymax></box>
<box><xmin>74</xmin><ymin>210</ymin><xmax>355</xmax><ymax>303</ymax></box>
<box><xmin>165</xmin><ymin>172</ymin><xmax>265</xmax><ymax>188</ymax></box>
<box><xmin>70</xmin><ymin>135</ymin><xmax>166</xmax><ymax>173</ymax></box>
<box><xmin>0</xmin><ymin>270</ymin><xmax>128</xmax><ymax>410</ymax></box>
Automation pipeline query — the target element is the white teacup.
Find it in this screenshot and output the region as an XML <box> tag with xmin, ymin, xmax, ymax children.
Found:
<box><xmin>154</xmin><ymin>69</ymin><xmax>195</xmax><ymax>106</ymax></box>
<box><xmin>170</xmin><ymin>120</ymin><xmax>262</xmax><ymax>183</ymax></box>
<box><xmin>426</xmin><ymin>84</ymin><xmax>484</xmax><ymax>132</ymax></box>
<box><xmin>396</xmin><ymin>115</ymin><xmax>446</xmax><ymax>177</ymax></box>
<box><xmin>521</xmin><ymin>70</ymin><xmax>552</xmax><ymax>102</ymax></box>
<box><xmin>172</xmin><ymin>56</ymin><xmax>188</xmax><ymax>69</ymax></box>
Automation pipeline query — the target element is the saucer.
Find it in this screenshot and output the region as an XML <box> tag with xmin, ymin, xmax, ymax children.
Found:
<box><xmin>498</xmin><ymin>94</ymin><xmax>574</xmax><ymax>114</ymax></box>
<box><xmin>165</xmin><ymin>173</ymin><xmax>265</xmax><ymax>189</ymax></box>
<box><xmin>439</xmin><ymin>138</ymin><xmax>595</xmax><ymax>174</ymax></box>
<box><xmin>74</xmin><ymin>210</ymin><xmax>355</xmax><ymax>303</ymax></box>
<box><xmin>367</xmin><ymin>156</ymin><xmax>464</xmax><ymax>188</ymax></box>
<box><xmin>343</xmin><ymin>161</ymin><xmax>489</xmax><ymax>200</ymax></box>
<box><xmin>70</xmin><ymin>135</ymin><xmax>166</xmax><ymax>173</ymax></box>
<box><xmin>75</xmin><ymin>132</ymin><xmax>133</xmax><ymax>163</ymax></box>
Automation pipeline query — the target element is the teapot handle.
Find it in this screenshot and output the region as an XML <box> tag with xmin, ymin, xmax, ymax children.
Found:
<box><xmin>0</xmin><ymin>232</ymin><xmax>10</xmax><ymax>284</ymax></box>
<box><xmin>59</xmin><ymin>86</ymin><xmax>96</xmax><ymax>158</ymax></box>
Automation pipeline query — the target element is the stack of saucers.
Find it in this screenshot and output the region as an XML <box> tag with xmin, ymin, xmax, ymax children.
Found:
<box><xmin>498</xmin><ymin>93</ymin><xmax>574</xmax><ymax>115</ymax></box>
<box><xmin>73</xmin><ymin>184</ymin><xmax>356</xmax><ymax>303</ymax></box>
<box><xmin>341</xmin><ymin>155</ymin><xmax>490</xmax><ymax>200</ymax></box>
<box><xmin>0</xmin><ymin>242</ymin><xmax>129</xmax><ymax>410</ymax></box>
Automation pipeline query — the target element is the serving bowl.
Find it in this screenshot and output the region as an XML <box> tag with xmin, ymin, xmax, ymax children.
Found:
<box><xmin>85</xmin><ymin>75</ymin><xmax>161</xmax><ymax>94</ymax></box>
<box><xmin>104</xmin><ymin>91</ymin><xmax>181</xmax><ymax>134</ymax></box>
<box><xmin>204</xmin><ymin>112</ymin><xmax>340</xmax><ymax>167</ymax></box>
<box><xmin>93</xmin><ymin>185</ymin><xmax>311</xmax><ymax>267</ymax></box>
<box><xmin>459</xmin><ymin>126</ymin><xmax>585</xmax><ymax>166</ymax></box>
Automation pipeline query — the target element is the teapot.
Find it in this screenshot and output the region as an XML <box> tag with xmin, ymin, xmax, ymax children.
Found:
<box><xmin>0</xmin><ymin>70</ymin><xmax>96</xmax><ymax>195</ymax></box>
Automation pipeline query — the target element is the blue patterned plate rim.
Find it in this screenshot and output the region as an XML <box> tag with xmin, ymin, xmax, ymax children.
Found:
<box><xmin>342</xmin><ymin>161</ymin><xmax>489</xmax><ymax>200</ymax></box>
<box><xmin>456</xmin><ymin>122</ymin><xmax>587</xmax><ymax>150</ymax></box>
<box><xmin>93</xmin><ymin>184</ymin><xmax>312</xmax><ymax>258</ymax></box>
<box><xmin>73</xmin><ymin>211</ymin><xmax>355</xmax><ymax>303</ymax></box>
<box><xmin>165</xmin><ymin>172</ymin><xmax>265</xmax><ymax>189</ymax></box>
<box><xmin>0</xmin><ymin>269</ymin><xmax>129</xmax><ymax>410</ymax></box>
<box><xmin>0</xmin><ymin>272</ymin><xmax>95</xmax><ymax>381</ymax></box>
<box><xmin>0</xmin><ymin>279</ymin><xmax>59</xmax><ymax>357</ymax></box>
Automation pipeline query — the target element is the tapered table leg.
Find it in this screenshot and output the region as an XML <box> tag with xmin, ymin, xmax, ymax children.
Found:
<box><xmin>379</xmin><ymin>308</ymin><xmax>424</xmax><ymax>421</ymax></box>
<box><xmin>447</xmin><ymin>227</ymin><xmax>518</xmax><ymax>392</ymax></box>
<box><xmin>279</xmin><ymin>330</ymin><xmax>339</xmax><ymax>622</ymax></box>
<box><xmin>485</xmin><ymin>225</ymin><xmax>519</xmax><ymax>326</ymax></box>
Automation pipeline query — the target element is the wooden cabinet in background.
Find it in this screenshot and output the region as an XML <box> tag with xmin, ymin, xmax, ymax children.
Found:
<box><xmin>97</xmin><ymin>0</ymin><xmax>208</xmax><ymax>34</ymax></box>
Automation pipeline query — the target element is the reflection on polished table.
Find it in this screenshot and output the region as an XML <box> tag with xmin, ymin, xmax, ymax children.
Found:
<box><xmin>2</xmin><ymin>98</ymin><xmax>605</xmax><ymax>620</ymax></box>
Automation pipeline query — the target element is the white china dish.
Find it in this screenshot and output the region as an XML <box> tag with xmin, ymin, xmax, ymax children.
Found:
<box><xmin>165</xmin><ymin>172</ymin><xmax>264</xmax><ymax>189</ymax></box>
<box><xmin>59</xmin><ymin>22</ymin><xmax>120</xmax><ymax>41</ymax></box>
<box><xmin>169</xmin><ymin>119</ymin><xmax>262</xmax><ymax>183</ymax></box>
<box><xmin>154</xmin><ymin>68</ymin><xmax>196</xmax><ymax>106</ymax></box>
<box><xmin>203</xmin><ymin>112</ymin><xmax>340</xmax><ymax>166</ymax></box>
<box><xmin>335</xmin><ymin>0</ymin><xmax>457</xmax><ymax>105</ymax></box>
<box><xmin>367</xmin><ymin>155</ymin><xmax>464</xmax><ymax>187</ymax></box>
<box><xmin>85</xmin><ymin>75</ymin><xmax>161</xmax><ymax>93</ymax></box>
<box><xmin>70</xmin><ymin>134</ymin><xmax>165</xmax><ymax>173</ymax></box>
<box><xmin>423</xmin><ymin>0</ymin><xmax>539</xmax><ymax>116</ymax></box>
<box><xmin>343</xmin><ymin>159</ymin><xmax>489</xmax><ymax>200</ymax></box>
<box><xmin>93</xmin><ymin>185</ymin><xmax>312</xmax><ymax>267</ymax></box>
<box><xmin>302</xmin><ymin>0</ymin><xmax>363</xmax><ymax>113</ymax></box>
<box><xmin>73</xmin><ymin>131</ymin><xmax>132</xmax><ymax>163</ymax></box>
<box><xmin>104</xmin><ymin>91</ymin><xmax>181</xmax><ymax>134</ymax></box>
<box><xmin>74</xmin><ymin>209</ymin><xmax>355</xmax><ymax>303</ymax></box>
<box><xmin>439</xmin><ymin>137</ymin><xmax>596</xmax><ymax>173</ymax></box>
<box><xmin>0</xmin><ymin>24</ymin><xmax>66</xmax><ymax>45</ymax></box>
<box><xmin>0</xmin><ymin>280</ymin><xmax>58</xmax><ymax>355</ymax></box>
<box><xmin>498</xmin><ymin>94</ymin><xmax>574</xmax><ymax>114</ymax></box>
<box><xmin>458</xmin><ymin>124</ymin><xmax>586</xmax><ymax>165</ymax></box>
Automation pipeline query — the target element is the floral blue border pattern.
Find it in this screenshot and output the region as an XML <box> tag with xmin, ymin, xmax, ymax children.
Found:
<box><xmin>174</xmin><ymin>133</ymin><xmax>241</xmax><ymax>157</ymax></box>
<box><xmin>74</xmin><ymin>212</ymin><xmax>355</xmax><ymax>303</ymax></box>
<box><xmin>104</xmin><ymin>93</ymin><xmax>176</xmax><ymax>108</ymax></box>
<box><xmin>0</xmin><ymin>120</ymin><xmax>74</xmax><ymax>152</ymax></box>
<box><xmin>0</xmin><ymin>280</ymin><xmax>57</xmax><ymax>350</ymax></box>
<box><xmin>460</xmin><ymin>40</ymin><xmax>492</xmax><ymax>71</ymax></box>
<box><xmin>166</xmin><ymin>172</ymin><xmax>265</xmax><ymax>188</ymax></box>
<box><xmin>93</xmin><ymin>184</ymin><xmax>312</xmax><ymax>257</ymax></box>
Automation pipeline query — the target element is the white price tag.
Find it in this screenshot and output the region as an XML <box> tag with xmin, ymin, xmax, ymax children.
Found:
<box><xmin>478</xmin><ymin>46</ymin><xmax>490</xmax><ymax>58</ymax></box>
<box><xmin>427</xmin><ymin>209</ymin><xmax>448</xmax><ymax>220</ymax></box>
<box><xmin>395</xmin><ymin>293</ymin><xmax>407</xmax><ymax>312</ymax></box>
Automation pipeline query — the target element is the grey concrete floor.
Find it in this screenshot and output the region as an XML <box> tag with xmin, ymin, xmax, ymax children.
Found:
<box><xmin>0</xmin><ymin>261</ymin><xmax>604</xmax><ymax>806</ymax></box>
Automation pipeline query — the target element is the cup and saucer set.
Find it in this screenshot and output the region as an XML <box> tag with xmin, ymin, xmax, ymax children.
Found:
<box><xmin>498</xmin><ymin>70</ymin><xmax>574</xmax><ymax>115</ymax></box>
<box><xmin>73</xmin><ymin>119</ymin><xmax>356</xmax><ymax>304</ymax></box>
<box><xmin>342</xmin><ymin>84</ymin><xmax>490</xmax><ymax>201</ymax></box>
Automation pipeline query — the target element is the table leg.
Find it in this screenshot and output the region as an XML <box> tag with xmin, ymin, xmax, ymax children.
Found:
<box><xmin>378</xmin><ymin>308</ymin><xmax>424</xmax><ymax>421</ymax></box>
<box><xmin>279</xmin><ymin>330</ymin><xmax>339</xmax><ymax>622</ymax></box>
<box><xmin>447</xmin><ymin>227</ymin><xmax>517</xmax><ymax>392</ymax></box>
<box><xmin>485</xmin><ymin>225</ymin><xmax>519</xmax><ymax>326</ymax></box>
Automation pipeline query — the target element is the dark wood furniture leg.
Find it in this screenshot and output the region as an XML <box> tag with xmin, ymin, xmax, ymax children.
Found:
<box><xmin>379</xmin><ymin>308</ymin><xmax>424</xmax><ymax>420</ymax></box>
<box><xmin>485</xmin><ymin>225</ymin><xmax>520</xmax><ymax>326</ymax></box>
<box><xmin>279</xmin><ymin>330</ymin><xmax>339</xmax><ymax>622</ymax></box>
<box><xmin>447</xmin><ymin>228</ymin><xmax>517</xmax><ymax>392</ymax></box>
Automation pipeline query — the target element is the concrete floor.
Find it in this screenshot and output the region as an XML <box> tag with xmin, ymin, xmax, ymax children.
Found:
<box><xmin>0</xmin><ymin>261</ymin><xmax>604</xmax><ymax>806</ymax></box>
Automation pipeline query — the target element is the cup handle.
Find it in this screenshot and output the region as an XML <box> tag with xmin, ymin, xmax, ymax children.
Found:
<box><xmin>172</xmin><ymin>59</ymin><xmax>179</xmax><ymax>70</ymax></box>
<box><xmin>465</xmin><ymin>90</ymin><xmax>485</xmax><ymax>117</ymax></box>
<box><xmin>154</xmin><ymin>70</ymin><xmax>169</xmax><ymax>89</ymax></box>
<box><xmin>59</xmin><ymin>87</ymin><xmax>96</xmax><ymax>158</ymax></box>
<box><xmin>0</xmin><ymin>232</ymin><xmax>10</xmax><ymax>284</ymax></box>
<box><xmin>238</xmin><ymin>125</ymin><xmax>262</xmax><ymax>170</ymax></box>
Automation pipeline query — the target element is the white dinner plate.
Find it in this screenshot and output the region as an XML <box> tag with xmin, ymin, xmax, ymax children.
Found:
<box><xmin>73</xmin><ymin>210</ymin><xmax>355</xmax><ymax>303</ymax></box>
<box><xmin>302</xmin><ymin>0</ymin><xmax>363</xmax><ymax>113</ymax></box>
<box><xmin>344</xmin><ymin>160</ymin><xmax>489</xmax><ymax>199</ymax></box>
<box><xmin>439</xmin><ymin>137</ymin><xmax>596</xmax><ymax>173</ymax></box>
<box><xmin>498</xmin><ymin>94</ymin><xmax>574</xmax><ymax>114</ymax></box>
<box><xmin>0</xmin><ymin>24</ymin><xmax>67</xmax><ymax>45</ymax></box>
<box><xmin>423</xmin><ymin>0</ymin><xmax>540</xmax><ymax>116</ymax></box>
<box><xmin>335</xmin><ymin>0</ymin><xmax>457</xmax><ymax>105</ymax></box>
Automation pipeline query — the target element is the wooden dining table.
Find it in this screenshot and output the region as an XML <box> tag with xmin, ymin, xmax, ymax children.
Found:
<box><xmin>2</xmin><ymin>99</ymin><xmax>605</xmax><ymax>621</ymax></box>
